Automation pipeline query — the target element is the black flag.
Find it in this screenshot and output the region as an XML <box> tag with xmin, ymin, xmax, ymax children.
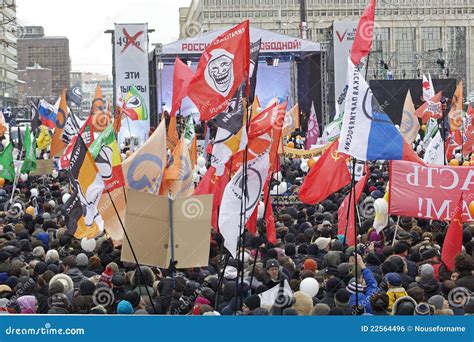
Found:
<box><xmin>249</xmin><ymin>39</ymin><xmax>261</xmax><ymax>106</ymax></box>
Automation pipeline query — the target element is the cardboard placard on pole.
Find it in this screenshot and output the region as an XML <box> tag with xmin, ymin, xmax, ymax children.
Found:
<box><xmin>121</xmin><ymin>190</ymin><xmax>212</xmax><ymax>268</ymax></box>
<box><xmin>31</xmin><ymin>160</ymin><xmax>53</xmax><ymax>176</ymax></box>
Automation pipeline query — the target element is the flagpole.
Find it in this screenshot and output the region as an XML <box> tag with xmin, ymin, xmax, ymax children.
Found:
<box><xmin>392</xmin><ymin>216</ymin><xmax>401</xmax><ymax>246</ymax></box>
<box><xmin>343</xmin><ymin>158</ymin><xmax>356</xmax><ymax>245</ymax></box>
<box><xmin>105</xmin><ymin>189</ymin><xmax>157</xmax><ymax>314</ymax></box>
<box><xmin>351</xmin><ymin>158</ymin><xmax>359</xmax><ymax>309</ymax></box>
<box><xmin>168</xmin><ymin>192</ymin><xmax>176</xmax><ymax>287</ymax></box>
<box><xmin>9</xmin><ymin>144</ymin><xmax>24</xmax><ymax>203</ymax></box>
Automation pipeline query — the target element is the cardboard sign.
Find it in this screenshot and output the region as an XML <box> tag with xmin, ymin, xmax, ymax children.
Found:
<box><xmin>121</xmin><ymin>190</ymin><xmax>213</xmax><ymax>268</ymax></box>
<box><xmin>31</xmin><ymin>160</ymin><xmax>53</xmax><ymax>176</ymax></box>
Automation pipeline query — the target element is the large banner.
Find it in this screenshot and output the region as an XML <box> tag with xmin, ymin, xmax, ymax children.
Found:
<box><xmin>114</xmin><ymin>23</ymin><xmax>150</xmax><ymax>145</ymax></box>
<box><xmin>390</xmin><ymin>160</ymin><xmax>474</xmax><ymax>221</ymax></box>
<box><xmin>333</xmin><ymin>21</ymin><xmax>365</xmax><ymax>114</ymax></box>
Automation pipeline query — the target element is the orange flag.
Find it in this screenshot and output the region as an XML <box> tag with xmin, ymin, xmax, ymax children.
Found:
<box><xmin>161</xmin><ymin>135</ymin><xmax>194</xmax><ymax>198</ymax></box>
<box><xmin>91</xmin><ymin>83</ymin><xmax>110</xmax><ymax>132</ymax></box>
<box><xmin>50</xmin><ymin>90</ymin><xmax>68</xmax><ymax>156</ymax></box>
<box><xmin>167</xmin><ymin>115</ymin><xmax>179</xmax><ymax>151</ymax></box>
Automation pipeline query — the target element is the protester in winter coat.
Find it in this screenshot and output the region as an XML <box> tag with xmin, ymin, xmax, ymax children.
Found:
<box><xmin>385</xmin><ymin>273</ymin><xmax>408</xmax><ymax>311</ymax></box>
<box><xmin>348</xmin><ymin>255</ymin><xmax>378</xmax><ymax>314</ymax></box>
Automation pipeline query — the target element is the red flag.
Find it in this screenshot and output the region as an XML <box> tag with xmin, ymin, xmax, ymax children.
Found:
<box><xmin>351</xmin><ymin>0</ymin><xmax>376</xmax><ymax>65</ymax></box>
<box><xmin>193</xmin><ymin>166</ymin><xmax>230</xmax><ymax>231</ymax></box>
<box><xmin>188</xmin><ymin>21</ymin><xmax>250</xmax><ymax>121</ymax></box>
<box><xmin>441</xmin><ymin>195</ymin><xmax>464</xmax><ymax>271</ymax></box>
<box><xmin>246</xmin><ymin>206</ymin><xmax>258</xmax><ymax>236</ymax></box>
<box><xmin>337</xmin><ymin>172</ymin><xmax>370</xmax><ymax>246</ymax></box>
<box><xmin>263</xmin><ymin>174</ymin><xmax>276</xmax><ymax>244</ymax></box>
<box><xmin>247</xmin><ymin>102</ymin><xmax>278</xmax><ymax>138</ymax></box>
<box><xmin>415</xmin><ymin>91</ymin><xmax>442</xmax><ymax>124</ymax></box>
<box><xmin>170</xmin><ymin>57</ymin><xmax>194</xmax><ymax>117</ymax></box>
<box><xmin>445</xmin><ymin>129</ymin><xmax>463</xmax><ymax>161</ymax></box>
<box><xmin>299</xmin><ymin>140</ymin><xmax>351</xmax><ymax>204</ymax></box>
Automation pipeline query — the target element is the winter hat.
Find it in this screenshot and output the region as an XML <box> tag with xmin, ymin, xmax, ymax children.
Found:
<box><xmin>117</xmin><ymin>300</ymin><xmax>134</xmax><ymax>314</ymax></box>
<box><xmin>292</xmin><ymin>291</ymin><xmax>313</xmax><ymax>316</ymax></box>
<box><xmin>315</xmin><ymin>237</ymin><xmax>331</xmax><ymax>250</ymax></box>
<box><xmin>307</xmin><ymin>244</ymin><xmax>319</xmax><ymax>256</ymax></box>
<box><xmin>427</xmin><ymin>295</ymin><xmax>445</xmax><ymax>311</ymax></box>
<box><xmin>421</xmin><ymin>248</ymin><xmax>438</xmax><ymax>261</ymax></box>
<box><xmin>311</xmin><ymin>303</ymin><xmax>331</xmax><ymax>315</ymax></box>
<box><xmin>49</xmin><ymin>274</ymin><xmax>73</xmax><ymax>294</ymax></box>
<box><xmin>265</xmin><ymin>259</ymin><xmax>280</xmax><ymax>270</ymax></box>
<box><xmin>334</xmin><ymin>288</ymin><xmax>351</xmax><ymax>306</ymax></box>
<box><xmin>80</xmin><ymin>280</ymin><xmax>96</xmax><ymax>296</ymax></box>
<box><xmin>386</xmin><ymin>273</ymin><xmax>402</xmax><ymax>287</ymax></box>
<box><xmin>75</xmin><ymin>253</ymin><xmax>88</xmax><ymax>268</ymax></box>
<box><xmin>45</xmin><ymin>249</ymin><xmax>59</xmax><ymax>263</ymax></box>
<box><xmin>48</xmin><ymin>281</ymin><xmax>65</xmax><ymax>296</ymax></box>
<box><xmin>414</xmin><ymin>302</ymin><xmax>431</xmax><ymax>315</ymax></box>
<box><xmin>100</xmin><ymin>266</ymin><xmax>114</xmax><ymax>286</ymax></box>
<box><xmin>346</xmin><ymin>281</ymin><xmax>364</xmax><ymax>294</ymax></box>
<box><xmin>224</xmin><ymin>266</ymin><xmax>238</xmax><ymax>280</ymax></box>
<box><xmin>284</xmin><ymin>244</ymin><xmax>296</xmax><ymax>257</ymax></box>
<box><xmin>303</xmin><ymin>259</ymin><xmax>317</xmax><ymax>272</ymax></box>
<box><xmin>32</xmin><ymin>246</ymin><xmax>45</xmax><ymax>259</ymax></box>
<box><xmin>91</xmin><ymin>305</ymin><xmax>107</xmax><ymax>314</ymax></box>
<box><xmin>392</xmin><ymin>296</ymin><xmax>417</xmax><ymax>315</ymax></box>
<box><xmin>49</xmin><ymin>293</ymin><xmax>69</xmax><ymax>309</ymax></box>
<box><xmin>244</xmin><ymin>294</ymin><xmax>261</xmax><ymax>311</ymax></box>
<box><xmin>325</xmin><ymin>277</ymin><xmax>342</xmax><ymax>293</ymax></box>
<box><xmin>419</xmin><ymin>264</ymin><xmax>434</xmax><ymax>281</ymax></box>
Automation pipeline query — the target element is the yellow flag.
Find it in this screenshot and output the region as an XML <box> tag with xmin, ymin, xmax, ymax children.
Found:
<box><xmin>167</xmin><ymin>115</ymin><xmax>179</xmax><ymax>151</ymax></box>
<box><xmin>37</xmin><ymin>126</ymin><xmax>52</xmax><ymax>150</ymax></box>
<box><xmin>282</xmin><ymin>104</ymin><xmax>300</xmax><ymax>136</ymax></box>
<box><xmin>400</xmin><ymin>90</ymin><xmax>420</xmax><ymax>145</ymax></box>
<box><xmin>448</xmin><ymin>80</ymin><xmax>463</xmax><ymax>131</ymax></box>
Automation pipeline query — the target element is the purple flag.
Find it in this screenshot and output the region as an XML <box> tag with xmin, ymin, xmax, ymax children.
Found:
<box><xmin>305</xmin><ymin>102</ymin><xmax>320</xmax><ymax>149</ymax></box>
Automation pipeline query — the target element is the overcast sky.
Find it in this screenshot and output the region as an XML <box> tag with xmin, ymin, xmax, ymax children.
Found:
<box><xmin>17</xmin><ymin>0</ymin><xmax>191</xmax><ymax>75</ymax></box>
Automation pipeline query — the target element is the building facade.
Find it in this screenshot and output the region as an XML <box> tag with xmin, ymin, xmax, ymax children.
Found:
<box><xmin>17</xmin><ymin>64</ymin><xmax>52</xmax><ymax>103</ymax></box>
<box><xmin>0</xmin><ymin>0</ymin><xmax>18</xmax><ymax>107</ymax></box>
<box><xmin>17</xmin><ymin>27</ymin><xmax>71</xmax><ymax>96</ymax></box>
<box><xmin>180</xmin><ymin>0</ymin><xmax>474</xmax><ymax>92</ymax></box>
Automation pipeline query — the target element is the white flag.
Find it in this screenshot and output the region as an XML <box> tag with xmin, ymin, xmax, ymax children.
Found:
<box><xmin>422</xmin><ymin>73</ymin><xmax>435</xmax><ymax>102</ymax></box>
<box><xmin>423</xmin><ymin>130</ymin><xmax>444</xmax><ymax>165</ymax></box>
<box><xmin>219</xmin><ymin>152</ymin><xmax>269</xmax><ymax>257</ymax></box>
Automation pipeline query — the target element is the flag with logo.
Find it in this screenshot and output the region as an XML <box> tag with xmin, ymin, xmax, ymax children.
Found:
<box><xmin>0</xmin><ymin>142</ymin><xmax>14</xmax><ymax>181</ymax></box>
<box><xmin>320</xmin><ymin>117</ymin><xmax>343</xmax><ymax>144</ymax></box>
<box><xmin>282</xmin><ymin>104</ymin><xmax>300</xmax><ymax>137</ymax></box>
<box><xmin>122</xmin><ymin>118</ymin><xmax>167</xmax><ymax>194</ymax></box>
<box><xmin>305</xmin><ymin>102</ymin><xmax>320</xmax><ymax>149</ymax></box>
<box><xmin>219</xmin><ymin>152</ymin><xmax>269</xmax><ymax>257</ymax></box>
<box><xmin>188</xmin><ymin>20</ymin><xmax>250</xmax><ymax>121</ymax></box>
<box><xmin>90</xmin><ymin>83</ymin><xmax>110</xmax><ymax>132</ymax></box>
<box><xmin>20</xmin><ymin>126</ymin><xmax>36</xmax><ymax>174</ymax></box>
<box><xmin>30</xmin><ymin>100</ymin><xmax>42</xmax><ymax>134</ymax></box>
<box><xmin>299</xmin><ymin>140</ymin><xmax>351</xmax><ymax>204</ymax></box>
<box><xmin>350</xmin><ymin>0</ymin><xmax>376</xmax><ymax>65</ymax></box>
<box><xmin>80</xmin><ymin>115</ymin><xmax>95</xmax><ymax>147</ymax></box>
<box><xmin>50</xmin><ymin>90</ymin><xmax>69</xmax><ymax>156</ymax></box>
<box><xmin>338</xmin><ymin>60</ymin><xmax>422</xmax><ymax>163</ymax></box>
<box><xmin>400</xmin><ymin>89</ymin><xmax>420</xmax><ymax>145</ymax></box>
<box><xmin>89</xmin><ymin>125</ymin><xmax>125</xmax><ymax>192</ymax></box>
<box><xmin>415</xmin><ymin>91</ymin><xmax>442</xmax><ymax>124</ymax></box>
<box><xmin>422</xmin><ymin>73</ymin><xmax>435</xmax><ymax>102</ymax></box>
<box><xmin>184</xmin><ymin>115</ymin><xmax>196</xmax><ymax>146</ymax></box>
<box><xmin>161</xmin><ymin>135</ymin><xmax>194</xmax><ymax>198</ymax></box>
<box><xmin>67</xmin><ymin>84</ymin><xmax>83</xmax><ymax>107</ymax></box>
<box><xmin>423</xmin><ymin>130</ymin><xmax>444</xmax><ymax>165</ymax></box>
<box><xmin>122</xmin><ymin>85</ymin><xmax>148</xmax><ymax>121</ymax></box>
<box><xmin>61</xmin><ymin>110</ymin><xmax>80</xmax><ymax>145</ymax></box>
<box><xmin>64</xmin><ymin>137</ymin><xmax>105</xmax><ymax>239</ymax></box>
<box><xmin>422</xmin><ymin>118</ymin><xmax>439</xmax><ymax>150</ymax></box>
<box><xmin>170</xmin><ymin>57</ymin><xmax>195</xmax><ymax>117</ymax></box>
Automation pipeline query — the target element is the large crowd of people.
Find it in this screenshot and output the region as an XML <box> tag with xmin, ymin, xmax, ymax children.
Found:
<box><xmin>0</xmin><ymin>155</ymin><xmax>472</xmax><ymax>316</ymax></box>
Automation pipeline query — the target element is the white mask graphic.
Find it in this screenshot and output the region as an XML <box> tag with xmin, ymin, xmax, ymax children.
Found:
<box><xmin>205</xmin><ymin>49</ymin><xmax>235</xmax><ymax>97</ymax></box>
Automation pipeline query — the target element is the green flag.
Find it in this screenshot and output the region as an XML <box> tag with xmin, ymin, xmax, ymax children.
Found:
<box><xmin>21</xmin><ymin>125</ymin><xmax>37</xmax><ymax>174</ymax></box>
<box><xmin>0</xmin><ymin>142</ymin><xmax>15</xmax><ymax>181</ymax></box>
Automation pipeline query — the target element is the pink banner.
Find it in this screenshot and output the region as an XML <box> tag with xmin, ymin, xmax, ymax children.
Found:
<box><xmin>390</xmin><ymin>160</ymin><xmax>474</xmax><ymax>221</ymax></box>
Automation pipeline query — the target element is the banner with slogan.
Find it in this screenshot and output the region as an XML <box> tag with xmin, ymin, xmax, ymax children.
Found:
<box><xmin>114</xmin><ymin>23</ymin><xmax>150</xmax><ymax>146</ymax></box>
<box><xmin>389</xmin><ymin>160</ymin><xmax>474</xmax><ymax>221</ymax></box>
<box><xmin>281</xmin><ymin>144</ymin><xmax>328</xmax><ymax>159</ymax></box>
<box><xmin>270</xmin><ymin>194</ymin><xmax>302</xmax><ymax>205</ymax></box>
